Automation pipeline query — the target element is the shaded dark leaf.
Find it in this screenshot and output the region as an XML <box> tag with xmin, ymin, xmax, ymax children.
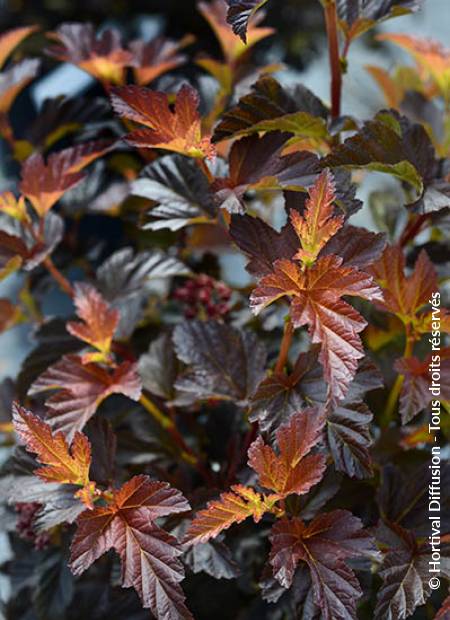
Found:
<box><xmin>132</xmin><ymin>154</ymin><xmax>217</xmax><ymax>231</ymax></box>
<box><xmin>214</xmin><ymin>76</ymin><xmax>328</xmax><ymax>142</ymax></box>
<box><xmin>212</xmin><ymin>132</ymin><xmax>319</xmax><ymax>213</ymax></box>
<box><xmin>173</xmin><ymin>320</ymin><xmax>266</xmax><ymax>405</ymax></box>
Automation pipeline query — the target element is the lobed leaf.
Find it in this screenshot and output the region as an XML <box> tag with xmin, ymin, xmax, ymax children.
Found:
<box><xmin>130</xmin><ymin>34</ymin><xmax>193</xmax><ymax>86</ymax></box>
<box><xmin>184</xmin><ymin>484</ymin><xmax>277</xmax><ymax>545</ymax></box>
<box><xmin>198</xmin><ymin>0</ymin><xmax>273</xmax><ymax>63</ymax></box>
<box><xmin>29</xmin><ymin>354</ymin><xmax>142</xmax><ymax>441</ymax></box>
<box><xmin>12</xmin><ymin>403</ymin><xmax>96</xmax><ymax>508</ymax></box>
<box><xmin>290</xmin><ymin>169</ymin><xmax>343</xmax><ymax>266</ymax></box>
<box><xmin>247</xmin><ymin>408</ymin><xmax>327</xmax><ymax>497</ymax></box>
<box><xmin>132</xmin><ymin>154</ymin><xmax>217</xmax><ymax>231</ymax></box>
<box><xmin>173</xmin><ymin>320</ymin><xmax>266</xmax><ymax>405</ymax></box>
<box><xmin>111</xmin><ymin>84</ymin><xmax>215</xmax><ymax>159</ymax></box>
<box><xmin>374</xmin><ymin>522</ymin><xmax>450</xmax><ymax>619</ymax></box>
<box><xmin>324</xmin><ymin>110</ymin><xmax>436</xmax><ymax>195</ymax></box>
<box><xmin>214</xmin><ymin>75</ymin><xmax>328</xmax><ymax>142</ymax></box>
<box><xmin>47</xmin><ymin>22</ymin><xmax>133</xmax><ymax>84</ymax></box>
<box><xmin>369</xmin><ymin>245</ymin><xmax>437</xmax><ymax>327</ymax></box>
<box><xmin>20</xmin><ymin>151</ymin><xmax>85</xmax><ymax>216</ymax></box>
<box><xmin>70</xmin><ymin>475</ymin><xmax>191</xmax><ymax>619</ymax></box>
<box><xmin>66</xmin><ymin>283</ymin><xmax>119</xmax><ymax>364</ymax></box>
<box><xmin>269</xmin><ymin>510</ymin><xmax>376</xmax><ymax>619</ymax></box>
<box><xmin>250</xmin><ymin>255</ymin><xmax>383</xmax><ymax>401</ymax></box>
<box><xmin>212</xmin><ymin>132</ymin><xmax>319</xmax><ymax>213</ymax></box>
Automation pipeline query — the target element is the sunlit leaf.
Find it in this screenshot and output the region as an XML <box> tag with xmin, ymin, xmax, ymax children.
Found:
<box><xmin>47</xmin><ymin>22</ymin><xmax>133</xmax><ymax>85</ymax></box>
<box><xmin>111</xmin><ymin>84</ymin><xmax>215</xmax><ymax>159</ymax></box>
<box><xmin>66</xmin><ymin>283</ymin><xmax>119</xmax><ymax>364</ymax></box>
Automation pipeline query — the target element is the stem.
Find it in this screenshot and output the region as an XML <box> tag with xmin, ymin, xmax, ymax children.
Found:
<box><xmin>323</xmin><ymin>0</ymin><xmax>342</xmax><ymax>119</ymax></box>
<box><xmin>140</xmin><ymin>394</ymin><xmax>214</xmax><ymax>483</ymax></box>
<box><xmin>382</xmin><ymin>333</ymin><xmax>414</xmax><ymax>426</ymax></box>
<box><xmin>274</xmin><ymin>318</ymin><xmax>294</xmax><ymax>374</ymax></box>
<box><xmin>43</xmin><ymin>256</ymin><xmax>74</xmax><ymax>297</ymax></box>
<box><xmin>140</xmin><ymin>393</ymin><xmax>174</xmax><ymax>430</ymax></box>
<box><xmin>400</xmin><ymin>213</ymin><xmax>430</xmax><ymax>247</ymax></box>
<box><xmin>196</xmin><ymin>158</ymin><xmax>214</xmax><ymax>184</ymax></box>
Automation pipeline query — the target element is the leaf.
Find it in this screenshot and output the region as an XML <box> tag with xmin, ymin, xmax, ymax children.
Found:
<box><xmin>130</xmin><ymin>34</ymin><xmax>193</xmax><ymax>86</ymax></box>
<box><xmin>66</xmin><ymin>283</ymin><xmax>119</xmax><ymax>364</ymax></box>
<box><xmin>138</xmin><ymin>333</ymin><xmax>179</xmax><ymax>401</ymax></box>
<box><xmin>198</xmin><ymin>0</ymin><xmax>273</xmax><ymax>63</ymax></box>
<box><xmin>50</xmin><ymin>139</ymin><xmax>114</xmax><ymax>174</ymax></box>
<box><xmin>32</xmin><ymin>550</ymin><xmax>74</xmax><ymax>620</ymax></box>
<box><xmin>269</xmin><ymin>510</ymin><xmax>376</xmax><ymax>619</ymax></box>
<box><xmin>378</xmin><ymin>463</ymin><xmax>450</xmax><ymax>537</ymax></box>
<box><xmin>11</xmin><ymin>403</ymin><xmax>96</xmax><ymax>508</ymax></box>
<box><xmin>0</xmin><ymin>191</ymin><xmax>28</xmax><ymax>222</ymax></box>
<box><xmin>247</xmin><ymin>408</ymin><xmax>327</xmax><ymax>498</ymax></box>
<box><xmin>96</xmin><ymin>247</ymin><xmax>190</xmax><ymax>337</ymax></box>
<box><xmin>24</xmin><ymin>95</ymin><xmax>110</xmax><ymax>152</ymax></box>
<box><xmin>337</xmin><ymin>0</ymin><xmax>421</xmax><ymax>45</ymax></box>
<box><xmin>374</xmin><ymin>522</ymin><xmax>450</xmax><ymax>620</ymax></box>
<box><xmin>250</xmin><ymin>254</ymin><xmax>383</xmax><ymax>401</ymax></box>
<box><xmin>395</xmin><ymin>349</ymin><xmax>450</xmax><ymax>424</ymax></box>
<box><xmin>226</xmin><ymin>0</ymin><xmax>269</xmax><ymax>43</ymax></box>
<box><xmin>320</xmin><ymin>224</ymin><xmax>386</xmax><ymax>269</ymax></box>
<box><xmin>70</xmin><ymin>475</ymin><xmax>192</xmax><ymax>619</ymax></box>
<box><xmin>0</xmin><ymin>26</ymin><xmax>38</xmax><ymax>70</ymax></box>
<box><xmin>110</xmin><ymin>84</ymin><xmax>215</xmax><ymax>159</ymax></box>
<box><xmin>184</xmin><ymin>484</ymin><xmax>277</xmax><ymax>544</ymax></box>
<box><xmin>0</xmin><ymin>298</ymin><xmax>21</xmax><ymax>333</ymax></box>
<box><xmin>29</xmin><ymin>354</ymin><xmax>142</xmax><ymax>441</ymax></box>
<box><xmin>324</xmin><ymin>111</ymin><xmax>436</xmax><ymax>194</ymax></box>
<box><xmin>326</xmin><ymin>401</ymin><xmax>373</xmax><ymax>479</ymax></box>
<box><xmin>0</xmin><ymin>229</ymin><xmax>28</xmax><ymax>280</ymax></box>
<box><xmin>17</xmin><ymin>318</ymin><xmax>82</xmax><ymax>399</ymax></box>
<box><xmin>289</xmin><ymin>169</ymin><xmax>343</xmax><ymax>266</ymax></box>
<box><xmin>20</xmin><ymin>152</ymin><xmax>85</xmax><ymax>216</ymax></box>
<box><xmin>249</xmin><ymin>348</ymin><xmax>327</xmax><ymax>432</ymax></box>
<box><xmin>47</xmin><ymin>22</ymin><xmax>133</xmax><ymax>84</ymax></box>
<box><xmin>229</xmin><ymin>213</ymin><xmax>298</xmax><ymax>277</ymax></box>
<box><xmin>184</xmin><ymin>539</ymin><xmax>239</xmax><ymax>579</ymax></box>
<box><xmin>132</xmin><ymin>154</ymin><xmax>217</xmax><ymax>231</ymax></box>
<box><xmin>172</xmin><ymin>320</ymin><xmax>266</xmax><ymax>405</ymax></box>
<box><xmin>214</xmin><ymin>75</ymin><xmax>328</xmax><ymax>142</ymax></box>
<box><xmin>369</xmin><ymin>245</ymin><xmax>437</xmax><ymax>328</ymax></box>
<box><xmin>212</xmin><ymin>132</ymin><xmax>320</xmax><ymax>213</ymax></box>
<box><xmin>0</xmin><ymin>58</ymin><xmax>40</xmax><ymax>114</ymax></box>
<box><xmin>378</xmin><ymin>33</ymin><xmax>450</xmax><ymax>99</ymax></box>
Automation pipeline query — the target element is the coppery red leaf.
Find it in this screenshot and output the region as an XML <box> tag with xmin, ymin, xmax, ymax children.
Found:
<box><xmin>29</xmin><ymin>354</ymin><xmax>142</xmax><ymax>440</ymax></box>
<box><xmin>66</xmin><ymin>283</ymin><xmax>119</xmax><ymax>364</ymax></box>
<box><xmin>251</xmin><ymin>255</ymin><xmax>383</xmax><ymax>401</ymax></box>
<box><xmin>111</xmin><ymin>84</ymin><xmax>215</xmax><ymax>159</ymax></box>
<box><xmin>70</xmin><ymin>474</ymin><xmax>191</xmax><ymax>619</ymax></box>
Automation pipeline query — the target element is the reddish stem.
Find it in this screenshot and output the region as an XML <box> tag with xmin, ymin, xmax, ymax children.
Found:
<box><xmin>274</xmin><ymin>318</ymin><xmax>294</xmax><ymax>374</ymax></box>
<box><xmin>400</xmin><ymin>213</ymin><xmax>431</xmax><ymax>247</ymax></box>
<box><xmin>324</xmin><ymin>1</ymin><xmax>342</xmax><ymax>119</ymax></box>
<box><xmin>43</xmin><ymin>257</ymin><xmax>74</xmax><ymax>297</ymax></box>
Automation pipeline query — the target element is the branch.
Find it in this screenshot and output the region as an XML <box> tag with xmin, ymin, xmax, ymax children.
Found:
<box><xmin>323</xmin><ymin>0</ymin><xmax>342</xmax><ymax>119</ymax></box>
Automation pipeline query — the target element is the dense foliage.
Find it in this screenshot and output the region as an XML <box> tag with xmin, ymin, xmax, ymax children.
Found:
<box><xmin>0</xmin><ymin>1</ymin><xmax>449</xmax><ymax>618</ymax></box>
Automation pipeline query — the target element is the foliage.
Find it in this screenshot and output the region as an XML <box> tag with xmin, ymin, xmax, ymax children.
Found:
<box><xmin>0</xmin><ymin>1</ymin><xmax>449</xmax><ymax>619</ymax></box>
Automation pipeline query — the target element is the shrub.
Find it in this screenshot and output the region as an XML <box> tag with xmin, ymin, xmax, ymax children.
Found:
<box><xmin>0</xmin><ymin>1</ymin><xmax>449</xmax><ymax>619</ymax></box>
